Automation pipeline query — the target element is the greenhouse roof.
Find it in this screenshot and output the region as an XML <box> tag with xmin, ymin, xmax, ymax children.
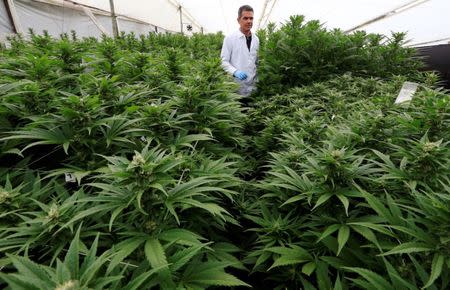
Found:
<box><xmin>2</xmin><ymin>0</ymin><xmax>449</xmax><ymax>46</ymax></box>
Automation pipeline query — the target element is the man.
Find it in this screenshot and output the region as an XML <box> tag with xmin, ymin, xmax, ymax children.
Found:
<box><xmin>221</xmin><ymin>5</ymin><xmax>259</xmax><ymax>97</ymax></box>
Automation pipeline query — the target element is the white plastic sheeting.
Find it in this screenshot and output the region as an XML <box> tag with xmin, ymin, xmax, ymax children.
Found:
<box><xmin>118</xmin><ymin>18</ymin><xmax>157</xmax><ymax>35</ymax></box>
<box><xmin>77</xmin><ymin>0</ymin><xmax>449</xmax><ymax>46</ymax></box>
<box><xmin>0</xmin><ymin>1</ymin><xmax>15</xmax><ymax>39</ymax></box>
<box><xmin>76</xmin><ymin>0</ymin><xmax>200</xmax><ymax>34</ymax></box>
<box><xmin>14</xmin><ymin>0</ymin><xmax>111</xmax><ymax>38</ymax></box>
<box><xmin>1</xmin><ymin>0</ymin><xmax>449</xmax><ymax>46</ymax></box>
<box><xmin>352</xmin><ymin>0</ymin><xmax>450</xmax><ymax>46</ymax></box>
<box><xmin>0</xmin><ymin>0</ymin><xmax>168</xmax><ymax>40</ymax></box>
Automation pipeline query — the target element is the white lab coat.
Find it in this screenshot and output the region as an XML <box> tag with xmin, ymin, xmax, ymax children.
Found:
<box><xmin>220</xmin><ymin>30</ymin><xmax>259</xmax><ymax>96</ymax></box>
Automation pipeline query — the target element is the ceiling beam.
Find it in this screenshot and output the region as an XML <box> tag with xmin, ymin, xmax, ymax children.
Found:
<box><xmin>4</xmin><ymin>0</ymin><xmax>23</xmax><ymax>33</ymax></box>
<box><xmin>345</xmin><ymin>0</ymin><xmax>430</xmax><ymax>33</ymax></box>
<box><xmin>165</xmin><ymin>0</ymin><xmax>204</xmax><ymax>32</ymax></box>
<box><xmin>257</xmin><ymin>0</ymin><xmax>278</xmax><ymax>30</ymax></box>
<box><xmin>408</xmin><ymin>36</ymin><xmax>450</xmax><ymax>47</ymax></box>
<box><xmin>82</xmin><ymin>6</ymin><xmax>109</xmax><ymax>35</ymax></box>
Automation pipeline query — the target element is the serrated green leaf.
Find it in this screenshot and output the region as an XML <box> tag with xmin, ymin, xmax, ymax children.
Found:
<box><xmin>122</xmin><ymin>267</ymin><xmax>163</xmax><ymax>290</ymax></box>
<box><xmin>422</xmin><ymin>254</ymin><xmax>445</xmax><ymax>289</ymax></box>
<box><xmin>282</xmin><ymin>193</ymin><xmax>305</xmax><ymax>206</ymax></box>
<box><xmin>268</xmin><ymin>246</ymin><xmax>311</xmax><ymax>270</ymax></box>
<box><xmin>360</xmin><ymin>189</ymin><xmax>393</xmax><ymax>222</ymax></box>
<box><xmin>337</xmin><ymin>225</ymin><xmax>350</xmax><ymax>256</ymax></box>
<box><xmin>334</xmin><ymin>273</ymin><xmax>343</xmax><ymax>290</ymax></box>
<box><xmin>316</xmin><ymin>261</ymin><xmax>332</xmax><ymax>290</ymax></box>
<box><xmin>253</xmin><ymin>251</ymin><xmax>271</xmax><ymax>270</ymax></box>
<box><xmin>107</xmin><ymin>238</ymin><xmax>145</xmax><ymax>274</ymax></box>
<box><xmin>58</xmin><ymin>203</ymin><xmax>117</xmax><ymax>233</ymax></box>
<box><xmin>6</xmin><ymin>255</ymin><xmax>54</xmax><ymax>289</ymax></box>
<box><xmin>351</xmin><ymin>225</ymin><xmax>380</xmax><ymax>249</ymax></box>
<box><xmin>64</xmin><ymin>226</ymin><xmax>80</xmax><ymax>279</ymax></box>
<box><xmin>0</xmin><ymin>272</ymin><xmax>45</xmax><ymax>290</ymax></box>
<box><xmin>158</xmin><ymin>229</ymin><xmax>204</xmax><ymax>246</ymax></box>
<box><xmin>344</xmin><ymin>267</ymin><xmax>392</xmax><ymax>290</ymax></box>
<box><xmin>379</xmin><ymin>242</ymin><xmax>433</xmax><ymax>256</ymax></box>
<box><xmin>184</xmin><ymin>267</ymin><xmax>250</xmax><ymax>287</ymax></box>
<box><xmin>383</xmin><ymin>258</ymin><xmax>417</xmax><ymax>290</ymax></box>
<box><xmin>169</xmin><ymin>244</ymin><xmax>205</xmax><ymax>273</ymax></box>
<box><xmin>56</xmin><ymin>259</ymin><xmax>71</xmax><ymax>284</ymax></box>
<box><xmin>411</xmin><ymin>256</ymin><xmax>435</xmax><ymax>288</ymax></box>
<box><xmin>302</xmin><ymin>261</ymin><xmax>316</xmax><ymax>276</ymax></box>
<box><xmin>317</xmin><ymin>224</ymin><xmax>340</xmax><ymax>243</ymax></box>
<box><xmin>312</xmin><ymin>192</ymin><xmax>333</xmax><ymax>210</ymax></box>
<box><xmin>145</xmin><ymin>238</ymin><xmax>169</xmax><ymax>269</ymax></box>
<box><xmin>301</xmin><ymin>276</ymin><xmax>318</xmax><ymax>290</ymax></box>
<box><xmin>336</xmin><ymin>194</ymin><xmax>349</xmax><ymax>216</ymax></box>
<box><xmin>145</xmin><ymin>238</ymin><xmax>174</xmax><ymax>288</ymax></box>
<box><xmin>2</xmin><ymin>148</ymin><xmax>24</xmax><ymax>157</ymax></box>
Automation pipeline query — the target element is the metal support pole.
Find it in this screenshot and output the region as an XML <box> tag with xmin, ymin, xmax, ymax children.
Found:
<box><xmin>345</xmin><ymin>0</ymin><xmax>430</xmax><ymax>33</ymax></box>
<box><xmin>408</xmin><ymin>37</ymin><xmax>450</xmax><ymax>47</ymax></box>
<box><xmin>257</xmin><ymin>0</ymin><xmax>278</xmax><ymax>30</ymax></box>
<box><xmin>109</xmin><ymin>0</ymin><xmax>119</xmax><ymax>37</ymax></box>
<box><xmin>82</xmin><ymin>6</ymin><xmax>108</xmax><ymax>35</ymax></box>
<box><xmin>179</xmin><ymin>5</ymin><xmax>183</xmax><ymax>34</ymax></box>
<box><xmin>166</xmin><ymin>0</ymin><xmax>203</xmax><ymax>33</ymax></box>
<box><xmin>4</xmin><ymin>0</ymin><xmax>22</xmax><ymax>34</ymax></box>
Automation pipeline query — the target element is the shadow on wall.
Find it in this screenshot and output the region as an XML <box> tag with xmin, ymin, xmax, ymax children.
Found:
<box><xmin>416</xmin><ymin>44</ymin><xmax>450</xmax><ymax>89</ymax></box>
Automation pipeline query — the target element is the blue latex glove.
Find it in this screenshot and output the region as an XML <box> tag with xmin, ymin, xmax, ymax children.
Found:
<box><xmin>233</xmin><ymin>70</ymin><xmax>248</xmax><ymax>80</ymax></box>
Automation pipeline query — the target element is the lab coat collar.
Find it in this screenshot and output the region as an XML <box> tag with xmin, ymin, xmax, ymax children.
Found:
<box><xmin>237</xmin><ymin>29</ymin><xmax>252</xmax><ymax>38</ymax></box>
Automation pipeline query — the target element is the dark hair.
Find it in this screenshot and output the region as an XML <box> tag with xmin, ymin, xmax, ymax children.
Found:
<box><xmin>238</xmin><ymin>5</ymin><xmax>253</xmax><ymax>18</ymax></box>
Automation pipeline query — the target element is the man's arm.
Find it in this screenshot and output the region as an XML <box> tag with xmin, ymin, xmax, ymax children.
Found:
<box><xmin>220</xmin><ymin>36</ymin><xmax>237</xmax><ymax>75</ymax></box>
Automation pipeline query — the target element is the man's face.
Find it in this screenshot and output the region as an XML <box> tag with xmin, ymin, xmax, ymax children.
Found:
<box><xmin>238</xmin><ymin>10</ymin><xmax>253</xmax><ymax>34</ymax></box>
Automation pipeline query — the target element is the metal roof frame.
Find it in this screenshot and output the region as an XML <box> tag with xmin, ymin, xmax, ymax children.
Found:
<box><xmin>345</xmin><ymin>0</ymin><xmax>430</xmax><ymax>33</ymax></box>
<box><xmin>257</xmin><ymin>0</ymin><xmax>278</xmax><ymax>30</ymax></box>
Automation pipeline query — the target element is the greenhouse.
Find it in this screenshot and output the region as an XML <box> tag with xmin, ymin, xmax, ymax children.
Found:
<box><xmin>0</xmin><ymin>0</ymin><xmax>449</xmax><ymax>289</ymax></box>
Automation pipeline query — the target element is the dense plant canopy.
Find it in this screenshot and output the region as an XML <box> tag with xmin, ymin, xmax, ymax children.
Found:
<box><xmin>0</xmin><ymin>17</ymin><xmax>449</xmax><ymax>290</ymax></box>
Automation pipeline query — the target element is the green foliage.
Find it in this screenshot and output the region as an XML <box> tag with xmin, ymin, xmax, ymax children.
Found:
<box><xmin>244</xmin><ymin>74</ymin><xmax>449</xmax><ymax>288</ymax></box>
<box><xmin>1</xmin><ymin>21</ymin><xmax>449</xmax><ymax>289</ymax></box>
<box><xmin>256</xmin><ymin>15</ymin><xmax>424</xmax><ymax>96</ymax></box>
<box><xmin>0</xmin><ymin>30</ymin><xmax>247</xmax><ymax>289</ymax></box>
